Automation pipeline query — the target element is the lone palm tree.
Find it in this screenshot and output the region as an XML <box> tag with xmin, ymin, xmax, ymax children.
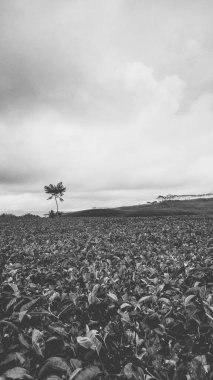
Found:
<box><xmin>44</xmin><ymin>182</ymin><xmax>66</xmax><ymax>215</ymax></box>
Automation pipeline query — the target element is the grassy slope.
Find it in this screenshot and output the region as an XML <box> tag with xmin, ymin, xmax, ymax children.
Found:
<box><xmin>62</xmin><ymin>197</ymin><xmax>213</xmax><ymax>217</ymax></box>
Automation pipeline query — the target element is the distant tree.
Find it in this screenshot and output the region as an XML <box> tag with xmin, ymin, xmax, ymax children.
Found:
<box><xmin>157</xmin><ymin>195</ymin><xmax>165</xmax><ymax>203</ymax></box>
<box><xmin>44</xmin><ymin>182</ymin><xmax>66</xmax><ymax>215</ymax></box>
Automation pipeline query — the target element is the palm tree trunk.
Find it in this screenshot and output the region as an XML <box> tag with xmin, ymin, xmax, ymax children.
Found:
<box><xmin>55</xmin><ymin>196</ymin><xmax>59</xmax><ymax>215</ymax></box>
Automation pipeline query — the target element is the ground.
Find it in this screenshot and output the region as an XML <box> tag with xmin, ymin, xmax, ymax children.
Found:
<box><xmin>0</xmin><ymin>215</ymin><xmax>213</xmax><ymax>380</ymax></box>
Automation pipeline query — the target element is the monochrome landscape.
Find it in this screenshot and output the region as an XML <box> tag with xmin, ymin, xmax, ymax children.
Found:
<box><xmin>1</xmin><ymin>1</ymin><xmax>213</xmax><ymax>379</ymax></box>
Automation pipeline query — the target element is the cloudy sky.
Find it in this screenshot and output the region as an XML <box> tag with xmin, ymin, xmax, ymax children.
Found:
<box><xmin>0</xmin><ymin>0</ymin><xmax>213</xmax><ymax>215</ymax></box>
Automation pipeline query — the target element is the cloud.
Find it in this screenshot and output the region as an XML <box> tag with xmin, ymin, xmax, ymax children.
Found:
<box><xmin>0</xmin><ymin>0</ymin><xmax>213</xmax><ymax>214</ymax></box>
<box><xmin>0</xmin><ymin>0</ymin><xmax>212</xmax><ymax>120</ymax></box>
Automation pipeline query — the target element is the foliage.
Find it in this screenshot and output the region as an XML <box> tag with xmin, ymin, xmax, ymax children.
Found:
<box><xmin>1</xmin><ymin>215</ymin><xmax>213</xmax><ymax>380</ymax></box>
<box><xmin>49</xmin><ymin>211</ymin><xmax>55</xmax><ymax>219</ymax></box>
<box><xmin>44</xmin><ymin>183</ymin><xmax>66</xmax><ymax>215</ymax></box>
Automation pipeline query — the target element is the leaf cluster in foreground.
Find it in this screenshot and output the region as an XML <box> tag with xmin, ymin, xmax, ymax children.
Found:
<box><xmin>0</xmin><ymin>216</ymin><xmax>213</xmax><ymax>380</ymax></box>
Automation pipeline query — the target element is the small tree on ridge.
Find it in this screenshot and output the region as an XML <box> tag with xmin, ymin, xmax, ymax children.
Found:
<box><xmin>44</xmin><ymin>182</ymin><xmax>66</xmax><ymax>215</ymax></box>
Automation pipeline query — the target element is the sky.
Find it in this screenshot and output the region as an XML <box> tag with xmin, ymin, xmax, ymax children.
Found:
<box><xmin>0</xmin><ymin>0</ymin><xmax>213</xmax><ymax>215</ymax></box>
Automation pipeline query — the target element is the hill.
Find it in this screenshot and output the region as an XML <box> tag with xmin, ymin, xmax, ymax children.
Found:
<box><xmin>62</xmin><ymin>197</ymin><xmax>213</xmax><ymax>217</ymax></box>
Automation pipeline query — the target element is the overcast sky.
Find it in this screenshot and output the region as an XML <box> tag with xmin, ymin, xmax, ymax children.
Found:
<box><xmin>0</xmin><ymin>0</ymin><xmax>213</xmax><ymax>215</ymax></box>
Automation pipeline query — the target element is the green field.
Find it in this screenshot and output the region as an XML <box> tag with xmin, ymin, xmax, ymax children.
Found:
<box><xmin>1</xmin><ymin>215</ymin><xmax>213</xmax><ymax>380</ymax></box>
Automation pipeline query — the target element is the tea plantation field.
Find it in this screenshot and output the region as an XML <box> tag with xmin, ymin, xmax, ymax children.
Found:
<box><xmin>1</xmin><ymin>215</ymin><xmax>213</xmax><ymax>380</ymax></box>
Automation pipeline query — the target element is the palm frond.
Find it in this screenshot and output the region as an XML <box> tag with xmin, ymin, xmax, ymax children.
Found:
<box><xmin>56</xmin><ymin>182</ymin><xmax>66</xmax><ymax>196</ymax></box>
<box><xmin>44</xmin><ymin>182</ymin><xmax>66</xmax><ymax>200</ymax></box>
<box><xmin>44</xmin><ymin>184</ymin><xmax>57</xmax><ymax>194</ymax></box>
